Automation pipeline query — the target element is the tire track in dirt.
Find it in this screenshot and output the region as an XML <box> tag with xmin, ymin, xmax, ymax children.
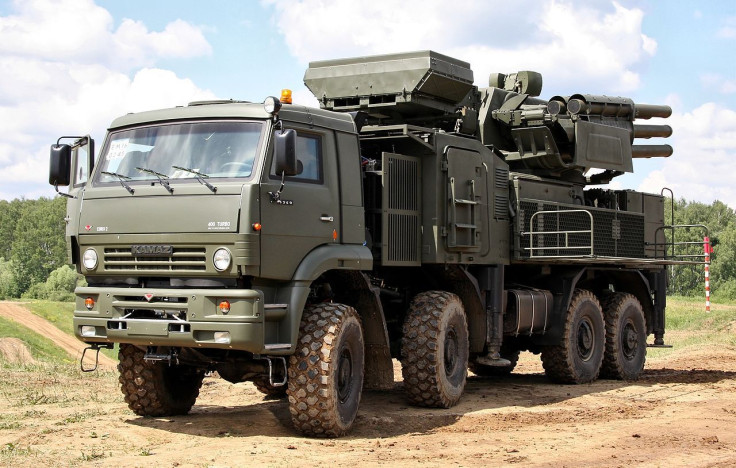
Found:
<box><xmin>0</xmin><ymin>301</ymin><xmax>116</xmax><ymax>369</ymax></box>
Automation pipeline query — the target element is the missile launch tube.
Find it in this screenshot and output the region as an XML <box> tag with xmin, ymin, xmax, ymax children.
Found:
<box><xmin>633</xmin><ymin>124</ymin><xmax>673</xmax><ymax>139</ymax></box>
<box><xmin>632</xmin><ymin>144</ymin><xmax>673</xmax><ymax>158</ymax></box>
<box><xmin>634</xmin><ymin>104</ymin><xmax>672</xmax><ymax>119</ymax></box>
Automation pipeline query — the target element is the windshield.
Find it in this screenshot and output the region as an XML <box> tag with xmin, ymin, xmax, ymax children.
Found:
<box><xmin>95</xmin><ymin>121</ymin><xmax>264</xmax><ymax>184</ymax></box>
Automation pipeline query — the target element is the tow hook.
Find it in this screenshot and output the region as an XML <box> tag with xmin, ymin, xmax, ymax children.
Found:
<box><xmin>144</xmin><ymin>347</ymin><xmax>179</xmax><ymax>366</ymax></box>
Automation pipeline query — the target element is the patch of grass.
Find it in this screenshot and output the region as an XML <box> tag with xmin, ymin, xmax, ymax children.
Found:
<box><xmin>25</xmin><ymin>300</ymin><xmax>75</xmax><ymax>335</ymax></box>
<box><xmin>1</xmin><ymin>442</ymin><xmax>39</xmax><ymax>460</ymax></box>
<box><xmin>79</xmin><ymin>449</ymin><xmax>107</xmax><ymax>461</ymax></box>
<box><xmin>648</xmin><ymin>296</ymin><xmax>736</xmax><ymax>359</ymax></box>
<box><xmin>24</xmin><ymin>300</ymin><xmax>118</xmax><ymax>360</ymax></box>
<box><xmin>665</xmin><ymin>296</ymin><xmax>736</xmax><ymax>331</ymax></box>
<box><xmin>0</xmin><ymin>316</ymin><xmax>71</xmax><ymax>363</ymax></box>
<box><xmin>59</xmin><ymin>412</ymin><xmax>88</xmax><ymax>425</ymax></box>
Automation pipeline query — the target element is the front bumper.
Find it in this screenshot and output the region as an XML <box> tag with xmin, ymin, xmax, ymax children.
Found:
<box><xmin>74</xmin><ymin>286</ymin><xmax>266</xmax><ymax>352</ymax></box>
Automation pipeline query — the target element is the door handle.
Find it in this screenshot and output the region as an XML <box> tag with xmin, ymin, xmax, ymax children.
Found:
<box><xmin>320</xmin><ymin>216</ymin><xmax>334</xmax><ymax>222</ymax></box>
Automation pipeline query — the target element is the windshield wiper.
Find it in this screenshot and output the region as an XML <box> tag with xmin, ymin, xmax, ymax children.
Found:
<box><xmin>172</xmin><ymin>166</ymin><xmax>217</xmax><ymax>193</ymax></box>
<box><xmin>101</xmin><ymin>171</ymin><xmax>135</xmax><ymax>195</ymax></box>
<box><xmin>135</xmin><ymin>167</ymin><xmax>174</xmax><ymax>194</ymax></box>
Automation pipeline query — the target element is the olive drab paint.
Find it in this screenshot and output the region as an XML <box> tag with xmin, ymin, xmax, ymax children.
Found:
<box><xmin>50</xmin><ymin>50</ymin><xmax>707</xmax><ymax>437</ymax></box>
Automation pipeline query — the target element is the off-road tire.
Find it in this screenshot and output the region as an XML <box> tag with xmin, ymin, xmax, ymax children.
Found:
<box><xmin>541</xmin><ymin>289</ymin><xmax>605</xmax><ymax>384</ymax></box>
<box><xmin>287</xmin><ymin>303</ymin><xmax>364</xmax><ymax>437</ymax></box>
<box><xmin>118</xmin><ymin>344</ymin><xmax>205</xmax><ymax>416</ymax></box>
<box><xmin>253</xmin><ymin>377</ymin><xmax>287</xmax><ymax>398</ymax></box>
<box><xmin>401</xmin><ymin>291</ymin><xmax>469</xmax><ymax>408</ymax></box>
<box><xmin>469</xmin><ymin>344</ymin><xmax>521</xmax><ymax>377</ymax></box>
<box><xmin>600</xmin><ymin>292</ymin><xmax>647</xmax><ymax>380</ymax></box>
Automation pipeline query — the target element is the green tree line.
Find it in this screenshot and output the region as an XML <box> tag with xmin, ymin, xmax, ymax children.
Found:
<box><xmin>0</xmin><ymin>196</ymin><xmax>79</xmax><ymax>300</ymax></box>
<box><xmin>664</xmin><ymin>198</ymin><xmax>736</xmax><ymax>300</ymax></box>
<box><xmin>0</xmin><ymin>196</ymin><xmax>733</xmax><ymax>301</ymax></box>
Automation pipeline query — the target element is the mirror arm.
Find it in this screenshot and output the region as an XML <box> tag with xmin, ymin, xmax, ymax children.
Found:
<box><xmin>54</xmin><ymin>183</ymin><xmax>75</xmax><ymax>199</ymax></box>
<box><xmin>268</xmin><ymin>172</ymin><xmax>286</xmax><ymax>203</ymax></box>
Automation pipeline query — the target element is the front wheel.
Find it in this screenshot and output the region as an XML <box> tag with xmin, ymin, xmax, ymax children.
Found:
<box><xmin>118</xmin><ymin>344</ymin><xmax>205</xmax><ymax>416</ymax></box>
<box><xmin>541</xmin><ymin>289</ymin><xmax>605</xmax><ymax>384</ymax></box>
<box><xmin>401</xmin><ymin>291</ymin><xmax>469</xmax><ymax>408</ymax></box>
<box><xmin>287</xmin><ymin>303</ymin><xmax>364</xmax><ymax>437</ymax></box>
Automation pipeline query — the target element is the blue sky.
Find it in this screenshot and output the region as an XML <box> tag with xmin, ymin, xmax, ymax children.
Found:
<box><xmin>1</xmin><ymin>0</ymin><xmax>735</xmax><ymax>206</ymax></box>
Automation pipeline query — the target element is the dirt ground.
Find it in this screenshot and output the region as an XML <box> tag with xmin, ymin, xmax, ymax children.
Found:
<box><xmin>1</xmin><ymin>301</ymin><xmax>736</xmax><ymax>467</ymax></box>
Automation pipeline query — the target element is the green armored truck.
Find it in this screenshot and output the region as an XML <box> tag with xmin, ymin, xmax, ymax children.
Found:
<box><xmin>49</xmin><ymin>51</ymin><xmax>704</xmax><ymax>437</ymax></box>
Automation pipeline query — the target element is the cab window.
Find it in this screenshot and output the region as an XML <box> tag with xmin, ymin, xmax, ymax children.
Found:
<box><xmin>272</xmin><ymin>132</ymin><xmax>323</xmax><ymax>183</ymax></box>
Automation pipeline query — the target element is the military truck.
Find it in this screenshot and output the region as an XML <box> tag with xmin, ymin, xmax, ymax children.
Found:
<box><xmin>49</xmin><ymin>50</ymin><xmax>704</xmax><ymax>437</ymax></box>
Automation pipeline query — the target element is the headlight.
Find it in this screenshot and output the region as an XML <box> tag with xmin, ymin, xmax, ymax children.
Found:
<box><xmin>213</xmin><ymin>248</ymin><xmax>231</xmax><ymax>271</ymax></box>
<box><xmin>82</xmin><ymin>248</ymin><xmax>98</xmax><ymax>270</ymax></box>
<box><xmin>263</xmin><ymin>96</ymin><xmax>282</xmax><ymax>115</ymax></box>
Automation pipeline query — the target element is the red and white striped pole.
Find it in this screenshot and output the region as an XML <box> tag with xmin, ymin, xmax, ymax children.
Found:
<box><xmin>704</xmin><ymin>236</ymin><xmax>711</xmax><ymax>313</ymax></box>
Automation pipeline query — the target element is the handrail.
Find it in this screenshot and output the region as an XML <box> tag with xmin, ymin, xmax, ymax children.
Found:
<box><xmin>525</xmin><ymin>209</ymin><xmax>594</xmax><ymax>258</ymax></box>
<box><xmin>651</xmin><ymin>224</ymin><xmax>710</xmax><ymax>263</ymax></box>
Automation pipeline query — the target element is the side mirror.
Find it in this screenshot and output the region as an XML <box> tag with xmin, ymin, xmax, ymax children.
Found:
<box><xmin>49</xmin><ymin>144</ymin><xmax>72</xmax><ymax>186</ymax></box>
<box><xmin>274</xmin><ymin>129</ymin><xmax>298</xmax><ymax>176</ymax></box>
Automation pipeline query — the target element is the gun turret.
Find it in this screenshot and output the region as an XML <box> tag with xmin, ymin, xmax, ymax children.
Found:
<box><xmin>304</xmin><ymin>50</ymin><xmax>673</xmax><ymax>182</ymax></box>
<box><xmin>481</xmin><ymin>90</ymin><xmax>673</xmax><ymax>177</ymax></box>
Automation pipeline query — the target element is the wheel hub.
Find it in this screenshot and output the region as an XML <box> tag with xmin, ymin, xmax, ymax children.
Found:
<box><xmin>444</xmin><ymin>328</ymin><xmax>458</xmax><ymax>376</ymax></box>
<box><xmin>577</xmin><ymin>319</ymin><xmax>595</xmax><ymax>361</ymax></box>
<box><xmin>337</xmin><ymin>348</ymin><xmax>353</xmax><ymax>403</ymax></box>
<box><xmin>622</xmin><ymin>321</ymin><xmax>638</xmax><ymax>360</ymax></box>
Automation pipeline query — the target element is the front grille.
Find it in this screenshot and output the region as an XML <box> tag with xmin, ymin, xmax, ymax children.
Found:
<box><xmin>104</xmin><ymin>247</ymin><xmax>207</xmax><ymax>272</ymax></box>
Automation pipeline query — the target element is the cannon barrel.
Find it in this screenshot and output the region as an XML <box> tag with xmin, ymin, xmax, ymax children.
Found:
<box><xmin>566</xmin><ymin>94</ymin><xmax>671</xmax><ymax>121</ymax></box>
<box><xmin>567</xmin><ymin>94</ymin><xmax>634</xmax><ymax>117</ymax></box>
<box><xmin>632</xmin><ymin>144</ymin><xmax>673</xmax><ymax>158</ymax></box>
<box><xmin>633</xmin><ymin>124</ymin><xmax>673</xmax><ymax>139</ymax></box>
<box><xmin>547</xmin><ymin>97</ymin><xmax>567</xmax><ymax>116</ymax></box>
<box><xmin>634</xmin><ymin>104</ymin><xmax>672</xmax><ymax>119</ymax></box>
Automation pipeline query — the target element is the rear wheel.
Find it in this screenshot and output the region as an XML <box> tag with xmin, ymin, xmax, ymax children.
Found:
<box><xmin>118</xmin><ymin>344</ymin><xmax>205</xmax><ymax>416</ymax></box>
<box><xmin>600</xmin><ymin>293</ymin><xmax>647</xmax><ymax>380</ymax></box>
<box><xmin>401</xmin><ymin>291</ymin><xmax>469</xmax><ymax>408</ymax></box>
<box><xmin>287</xmin><ymin>303</ymin><xmax>364</xmax><ymax>437</ymax></box>
<box><xmin>541</xmin><ymin>289</ymin><xmax>605</xmax><ymax>384</ymax></box>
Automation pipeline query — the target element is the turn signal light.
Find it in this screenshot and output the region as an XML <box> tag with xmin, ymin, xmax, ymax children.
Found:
<box><xmin>85</xmin><ymin>297</ymin><xmax>95</xmax><ymax>310</ymax></box>
<box><xmin>281</xmin><ymin>89</ymin><xmax>293</xmax><ymax>104</ymax></box>
<box><xmin>219</xmin><ymin>300</ymin><xmax>231</xmax><ymax>315</ymax></box>
<box><xmin>252</xmin><ymin>222</ymin><xmax>262</xmax><ymax>231</ymax></box>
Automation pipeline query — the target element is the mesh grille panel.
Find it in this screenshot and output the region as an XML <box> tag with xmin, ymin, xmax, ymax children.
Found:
<box><xmin>517</xmin><ymin>199</ymin><xmax>645</xmax><ymax>258</ymax></box>
<box><xmin>382</xmin><ymin>153</ymin><xmax>421</xmax><ymax>266</ymax></box>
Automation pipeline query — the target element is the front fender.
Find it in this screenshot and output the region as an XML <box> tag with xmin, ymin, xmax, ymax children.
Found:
<box><xmin>268</xmin><ymin>244</ymin><xmax>373</xmax><ymax>354</ymax></box>
<box><xmin>292</xmin><ymin>244</ymin><xmax>373</xmax><ymax>281</ymax></box>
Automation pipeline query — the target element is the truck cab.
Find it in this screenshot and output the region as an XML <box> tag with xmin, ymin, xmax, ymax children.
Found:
<box><xmin>51</xmin><ymin>98</ymin><xmax>371</xmax><ymax>357</ymax></box>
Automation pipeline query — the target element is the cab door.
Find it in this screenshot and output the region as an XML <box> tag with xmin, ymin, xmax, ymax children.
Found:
<box><xmin>259</xmin><ymin>125</ymin><xmax>341</xmax><ymax>280</ymax></box>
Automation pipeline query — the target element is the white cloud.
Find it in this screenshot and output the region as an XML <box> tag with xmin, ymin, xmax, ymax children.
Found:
<box><xmin>266</xmin><ymin>0</ymin><xmax>656</xmax><ymax>94</ymax></box>
<box><xmin>638</xmin><ymin>102</ymin><xmax>736</xmax><ymax>207</ymax></box>
<box><xmin>717</xmin><ymin>16</ymin><xmax>736</xmax><ymax>39</ymax></box>
<box><xmin>702</xmin><ymin>74</ymin><xmax>736</xmax><ymax>94</ymax></box>
<box><xmin>0</xmin><ymin>0</ymin><xmax>211</xmax><ymax>70</ymax></box>
<box><xmin>0</xmin><ymin>0</ymin><xmax>215</xmax><ymax>200</ymax></box>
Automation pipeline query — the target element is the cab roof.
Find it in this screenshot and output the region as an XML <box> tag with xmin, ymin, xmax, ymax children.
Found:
<box><xmin>108</xmin><ymin>100</ymin><xmax>358</xmax><ymax>134</ymax></box>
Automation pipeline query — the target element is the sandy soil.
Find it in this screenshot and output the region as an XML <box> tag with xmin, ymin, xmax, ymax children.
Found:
<box><xmin>0</xmin><ymin>302</ymin><xmax>116</xmax><ymax>369</ymax></box>
<box><xmin>1</xmin><ymin>302</ymin><xmax>736</xmax><ymax>467</ymax></box>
